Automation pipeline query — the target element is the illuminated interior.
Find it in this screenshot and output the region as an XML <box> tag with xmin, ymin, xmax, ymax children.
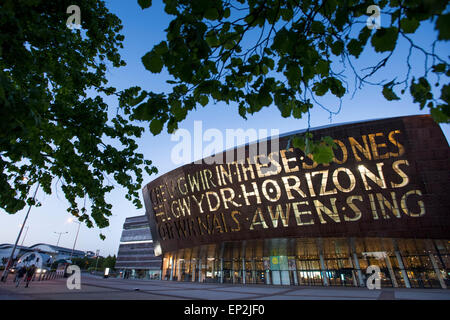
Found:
<box><xmin>161</xmin><ymin>237</ymin><xmax>449</xmax><ymax>288</ymax></box>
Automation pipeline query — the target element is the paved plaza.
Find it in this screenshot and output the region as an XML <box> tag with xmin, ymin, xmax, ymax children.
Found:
<box><xmin>0</xmin><ymin>273</ymin><xmax>449</xmax><ymax>300</ymax></box>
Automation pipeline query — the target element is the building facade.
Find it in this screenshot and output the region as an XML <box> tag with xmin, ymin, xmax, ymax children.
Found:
<box><xmin>0</xmin><ymin>243</ymin><xmax>87</xmax><ymax>269</ymax></box>
<box><xmin>116</xmin><ymin>215</ymin><xmax>162</xmax><ymax>280</ymax></box>
<box><xmin>143</xmin><ymin>115</ymin><xmax>450</xmax><ymax>288</ymax></box>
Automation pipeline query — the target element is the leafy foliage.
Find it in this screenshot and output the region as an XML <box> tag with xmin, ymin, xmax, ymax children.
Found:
<box><xmin>0</xmin><ymin>0</ymin><xmax>157</xmax><ymax>237</ymax></box>
<box><xmin>71</xmin><ymin>254</ymin><xmax>116</xmax><ymax>270</ymax></box>
<box><xmin>132</xmin><ymin>0</ymin><xmax>449</xmax><ymax>152</ymax></box>
<box><xmin>291</xmin><ymin>133</ymin><xmax>337</xmax><ymax>164</ymax></box>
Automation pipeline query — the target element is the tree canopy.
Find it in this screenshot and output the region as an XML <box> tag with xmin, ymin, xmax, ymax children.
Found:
<box><xmin>1</xmin><ymin>0</ymin><xmax>448</xmax><ymax>235</ymax></box>
<box><xmin>0</xmin><ymin>0</ymin><xmax>157</xmax><ymax>238</ymax></box>
<box><xmin>132</xmin><ymin>0</ymin><xmax>449</xmax><ymax>160</ymax></box>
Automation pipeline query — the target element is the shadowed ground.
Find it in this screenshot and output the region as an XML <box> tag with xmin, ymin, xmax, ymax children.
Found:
<box><xmin>0</xmin><ymin>273</ymin><xmax>448</xmax><ymax>300</ymax></box>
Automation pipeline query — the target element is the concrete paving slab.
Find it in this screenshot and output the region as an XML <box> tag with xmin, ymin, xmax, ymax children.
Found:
<box><xmin>394</xmin><ymin>291</ymin><xmax>450</xmax><ymax>300</ymax></box>
<box><xmin>285</xmin><ymin>288</ymin><xmax>381</xmax><ymax>298</ymax></box>
<box><xmin>153</xmin><ymin>289</ymin><xmax>259</xmax><ymax>300</ymax></box>
<box><xmin>253</xmin><ymin>295</ymin><xmax>377</xmax><ymax>300</ymax></box>
<box><xmin>210</xmin><ymin>286</ymin><xmax>290</xmax><ymax>294</ymax></box>
<box><xmin>1</xmin><ymin>274</ymin><xmax>447</xmax><ymax>300</ymax></box>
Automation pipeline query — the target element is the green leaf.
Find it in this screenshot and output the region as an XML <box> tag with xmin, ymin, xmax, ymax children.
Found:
<box><xmin>205</xmin><ymin>32</ymin><xmax>220</xmax><ymax>47</ymax></box>
<box><xmin>322</xmin><ymin>136</ymin><xmax>336</xmax><ymax>147</ymax></box>
<box><xmin>150</xmin><ymin>119</ymin><xmax>163</xmax><ymax>135</ymax></box>
<box><xmin>199</xmin><ymin>95</ymin><xmax>209</xmax><ymax>106</ymax></box>
<box><xmin>400</xmin><ymin>17</ymin><xmax>419</xmax><ymax>34</ymax></box>
<box><xmin>312</xmin><ymin>143</ymin><xmax>335</xmax><ymax>164</ymax></box>
<box><xmin>311</xmin><ymin>21</ymin><xmax>325</xmax><ymax>34</ymax></box>
<box><xmin>238</xmin><ymin>103</ymin><xmax>247</xmax><ymax>119</ymax></box>
<box><xmin>285</xmin><ymin>65</ymin><xmax>301</xmax><ymax>87</ymax></box>
<box><xmin>371</xmin><ymin>27</ymin><xmax>398</xmax><ymax>52</ymax></box>
<box><xmin>316</xmin><ymin>60</ymin><xmax>329</xmax><ymax>77</ymax></box>
<box><xmin>382</xmin><ymin>85</ymin><xmax>400</xmax><ymax>101</ymax></box>
<box><xmin>138</xmin><ymin>0</ymin><xmax>152</xmax><ymax>9</ymax></box>
<box><xmin>430</xmin><ymin>107</ymin><xmax>449</xmax><ymax>123</ymax></box>
<box><xmin>223</xmin><ymin>7</ymin><xmax>231</xmax><ymax>18</ymax></box>
<box><xmin>204</xmin><ymin>8</ymin><xmax>219</xmax><ymax>20</ymax></box>
<box><xmin>432</xmin><ymin>63</ymin><xmax>447</xmax><ymax>74</ymax></box>
<box><xmin>436</xmin><ymin>13</ymin><xmax>450</xmax><ymax>40</ymax></box>
<box><xmin>347</xmin><ymin>39</ymin><xmax>363</xmax><ymax>58</ymax></box>
<box><xmin>292</xmin><ymin>136</ymin><xmax>306</xmax><ymax>151</ymax></box>
<box><xmin>313</xmin><ymin>81</ymin><xmax>328</xmax><ymax>96</ymax></box>
<box><xmin>141</xmin><ymin>51</ymin><xmax>164</xmax><ymax>73</ymax></box>
<box><xmin>331</xmin><ymin>40</ymin><xmax>344</xmax><ymax>56</ymax></box>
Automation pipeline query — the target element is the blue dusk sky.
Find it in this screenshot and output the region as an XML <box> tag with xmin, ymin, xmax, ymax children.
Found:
<box><xmin>0</xmin><ymin>1</ymin><xmax>448</xmax><ymax>256</ymax></box>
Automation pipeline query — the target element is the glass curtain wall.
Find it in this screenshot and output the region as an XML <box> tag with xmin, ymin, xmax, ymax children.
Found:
<box><xmin>161</xmin><ymin>238</ymin><xmax>448</xmax><ymax>288</ymax></box>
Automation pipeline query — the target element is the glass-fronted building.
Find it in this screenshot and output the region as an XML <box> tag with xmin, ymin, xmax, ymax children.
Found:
<box><xmin>161</xmin><ymin>238</ymin><xmax>449</xmax><ymax>288</ymax></box>
<box><xmin>142</xmin><ymin>115</ymin><xmax>450</xmax><ymax>289</ymax></box>
<box><xmin>116</xmin><ymin>215</ymin><xmax>162</xmax><ymax>280</ymax></box>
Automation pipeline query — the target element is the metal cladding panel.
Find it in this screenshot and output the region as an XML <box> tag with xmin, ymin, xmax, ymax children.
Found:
<box><xmin>142</xmin><ymin>115</ymin><xmax>450</xmax><ymax>255</ymax></box>
<box><xmin>120</xmin><ymin>228</ymin><xmax>152</xmax><ymax>242</ymax></box>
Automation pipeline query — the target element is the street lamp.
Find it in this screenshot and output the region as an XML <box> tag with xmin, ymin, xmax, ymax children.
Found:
<box><xmin>95</xmin><ymin>249</ymin><xmax>100</xmax><ymax>272</ymax></box>
<box><xmin>1</xmin><ymin>181</ymin><xmax>40</xmax><ymax>282</ymax></box>
<box><xmin>68</xmin><ymin>218</ymin><xmax>82</xmax><ymax>260</ymax></box>
<box><xmin>54</xmin><ymin>231</ymin><xmax>68</xmax><ymax>247</ymax></box>
<box><xmin>20</xmin><ymin>226</ymin><xmax>29</xmax><ymax>247</ymax></box>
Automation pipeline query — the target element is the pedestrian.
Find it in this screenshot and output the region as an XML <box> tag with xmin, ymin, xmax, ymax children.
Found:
<box><xmin>24</xmin><ymin>264</ymin><xmax>36</xmax><ymax>288</ymax></box>
<box><xmin>14</xmin><ymin>266</ymin><xmax>27</xmax><ymax>288</ymax></box>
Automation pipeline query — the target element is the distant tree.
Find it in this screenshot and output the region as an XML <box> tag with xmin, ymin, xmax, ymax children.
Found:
<box><xmin>71</xmin><ymin>257</ymin><xmax>92</xmax><ymax>270</ymax></box>
<box><xmin>132</xmin><ymin>0</ymin><xmax>449</xmax><ymax>162</ymax></box>
<box><xmin>0</xmin><ymin>0</ymin><xmax>157</xmax><ymax>237</ymax></box>
<box><xmin>101</xmin><ymin>255</ymin><xmax>116</xmax><ymax>270</ymax></box>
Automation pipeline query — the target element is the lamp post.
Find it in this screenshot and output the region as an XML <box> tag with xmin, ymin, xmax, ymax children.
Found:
<box><xmin>68</xmin><ymin>218</ymin><xmax>82</xmax><ymax>260</ymax></box>
<box><xmin>54</xmin><ymin>231</ymin><xmax>68</xmax><ymax>247</ymax></box>
<box><xmin>20</xmin><ymin>226</ymin><xmax>29</xmax><ymax>247</ymax></box>
<box><xmin>95</xmin><ymin>249</ymin><xmax>100</xmax><ymax>272</ymax></box>
<box><xmin>1</xmin><ymin>182</ymin><xmax>40</xmax><ymax>282</ymax></box>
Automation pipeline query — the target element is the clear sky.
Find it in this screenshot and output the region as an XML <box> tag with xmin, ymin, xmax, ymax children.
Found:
<box><xmin>0</xmin><ymin>1</ymin><xmax>448</xmax><ymax>257</ymax></box>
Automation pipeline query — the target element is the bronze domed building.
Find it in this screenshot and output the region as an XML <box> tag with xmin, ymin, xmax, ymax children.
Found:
<box><xmin>142</xmin><ymin>115</ymin><xmax>449</xmax><ymax>288</ymax></box>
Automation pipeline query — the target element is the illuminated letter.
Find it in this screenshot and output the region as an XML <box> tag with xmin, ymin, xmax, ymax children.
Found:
<box><xmin>376</xmin><ymin>192</ymin><xmax>401</xmax><ymax>219</ymax></box>
<box><xmin>220</xmin><ymin>187</ymin><xmax>241</xmax><ymax>209</ymax></box>
<box><xmin>267</xmin><ymin>204</ymin><xmax>291</xmax><ymax>228</ymax></box>
<box><xmin>205</xmin><ymin>191</ymin><xmax>221</xmax><ymax>212</ymax></box>
<box><xmin>281</xmin><ymin>175</ymin><xmax>307</xmax><ymax>199</ymax></box>
<box><xmin>391</xmin><ymin>160</ymin><xmax>409</xmax><ymax>188</ymax></box>
<box><xmin>261</xmin><ymin>179</ymin><xmax>281</xmax><ymax>202</ymax></box>
<box><xmin>280</xmin><ymin>148</ymin><xmax>299</xmax><ymax>173</ymax></box>
<box><xmin>332</xmin><ymin>167</ymin><xmax>356</xmax><ymax>193</ymax></box>
<box><xmin>349</xmin><ymin>136</ymin><xmax>372</xmax><ymax>161</ymax></box>
<box><xmin>241</xmin><ymin>182</ymin><xmax>261</xmax><ymax>205</ymax></box>
<box><xmin>292</xmin><ymin>201</ymin><xmax>315</xmax><ymax>226</ymax></box>
<box><xmin>313</xmin><ymin>198</ymin><xmax>341</xmax><ymax>224</ymax></box>
<box><xmin>312</xmin><ymin>170</ymin><xmax>337</xmax><ymax>196</ymax></box>
<box><xmin>344</xmin><ymin>196</ymin><xmax>363</xmax><ymax>221</ymax></box>
<box><xmin>177</xmin><ymin>177</ymin><xmax>188</xmax><ymax>195</ymax></box>
<box><xmin>368</xmin><ymin>133</ymin><xmax>389</xmax><ymax>160</ymax></box>
<box><xmin>249</xmin><ymin>208</ymin><xmax>268</xmax><ymax>230</ymax></box>
<box><xmin>230</xmin><ymin>211</ymin><xmax>241</xmax><ymax>232</ymax></box>
<box><xmin>401</xmin><ymin>190</ymin><xmax>425</xmax><ymax>217</ymax></box>
<box><xmin>240</xmin><ymin>158</ymin><xmax>255</xmax><ymax>181</ymax></box>
<box><xmin>302</xmin><ymin>153</ymin><xmax>318</xmax><ymax>169</ymax></box>
<box><xmin>388</xmin><ymin>130</ymin><xmax>405</xmax><ymax>157</ymax></box>
<box><xmin>332</xmin><ymin>139</ymin><xmax>348</xmax><ymax>164</ymax></box>
<box><xmin>358</xmin><ymin>163</ymin><xmax>387</xmax><ymax>190</ymax></box>
<box><xmin>191</xmin><ymin>194</ymin><xmax>205</xmax><ymax>213</ymax></box>
<box><xmin>171</xmin><ymin>200</ymin><xmax>181</xmax><ymax>218</ymax></box>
